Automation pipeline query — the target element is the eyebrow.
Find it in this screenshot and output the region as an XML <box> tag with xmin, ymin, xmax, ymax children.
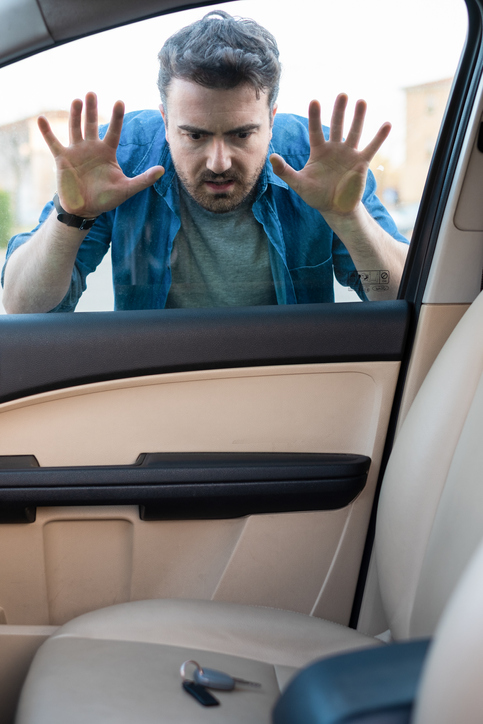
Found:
<box><xmin>177</xmin><ymin>123</ymin><xmax>261</xmax><ymax>135</ymax></box>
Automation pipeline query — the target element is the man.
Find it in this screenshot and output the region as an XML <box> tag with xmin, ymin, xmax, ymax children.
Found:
<box><xmin>2</xmin><ymin>10</ymin><xmax>408</xmax><ymax>313</ymax></box>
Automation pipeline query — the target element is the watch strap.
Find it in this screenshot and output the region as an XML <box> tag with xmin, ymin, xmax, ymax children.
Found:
<box><xmin>53</xmin><ymin>193</ymin><xmax>98</xmax><ymax>231</ymax></box>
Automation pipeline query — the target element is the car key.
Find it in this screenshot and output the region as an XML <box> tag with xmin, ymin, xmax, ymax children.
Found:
<box><xmin>181</xmin><ymin>659</ymin><xmax>261</xmax><ymax>691</ymax></box>
<box><xmin>194</xmin><ymin>666</ymin><xmax>261</xmax><ymax>690</ymax></box>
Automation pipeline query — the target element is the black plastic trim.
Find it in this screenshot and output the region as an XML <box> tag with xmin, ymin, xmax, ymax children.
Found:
<box><xmin>0</xmin><ymin>302</ymin><xmax>410</xmax><ymax>403</ymax></box>
<box><xmin>0</xmin><ymin>453</ymin><xmax>370</xmax><ymax>519</ymax></box>
<box><xmin>0</xmin><ymin>506</ymin><xmax>36</xmax><ymax>524</ymax></box>
<box><xmin>477</xmin><ymin>120</ymin><xmax>483</xmax><ymax>152</ymax></box>
<box><xmin>0</xmin><ymin>455</ymin><xmax>39</xmax><ymax>469</ymax></box>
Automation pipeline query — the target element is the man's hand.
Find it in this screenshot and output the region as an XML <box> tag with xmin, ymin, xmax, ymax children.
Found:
<box><xmin>270</xmin><ymin>94</ymin><xmax>407</xmax><ymax>301</ymax></box>
<box><xmin>38</xmin><ymin>92</ymin><xmax>165</xmax><ymax>218</ymax></box>
<box><xmin>269</xmin><ymin>94</ymin><xmax>391</xmax><ymax>217</ymax></box>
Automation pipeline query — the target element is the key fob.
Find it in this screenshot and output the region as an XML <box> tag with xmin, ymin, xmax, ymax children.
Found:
<box><xmin>182</xmin><ymin>680</ymin><xmax>220</xmax><ymax>706</ymax></box>
<box><xmin>194</xmin><ymin>666</ymin><xmax>235</xmax><ymax>690</ymax></box>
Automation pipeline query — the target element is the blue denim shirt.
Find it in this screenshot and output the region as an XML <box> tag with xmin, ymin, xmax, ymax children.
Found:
<box><xmin>4</xmin><ymin>110</ymin><xmax>408</xmax><ymax>311</ymax></box>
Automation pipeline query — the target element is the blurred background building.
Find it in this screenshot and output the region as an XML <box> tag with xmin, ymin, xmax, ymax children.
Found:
<box><xmin>371</xmin><ymin>77</ymin><xmax>453</xmax><ymax>238</ymax></box>
<box><xmin>0</xmin><ymin>111</ymin><xmax>69</xmax><ymax>236</ymax></box>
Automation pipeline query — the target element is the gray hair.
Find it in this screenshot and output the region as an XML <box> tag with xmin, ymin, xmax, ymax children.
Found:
<box><xmin>158</xmin><ymin>10</ymin><xmax>281</xmax><ymax>117</ymax></box>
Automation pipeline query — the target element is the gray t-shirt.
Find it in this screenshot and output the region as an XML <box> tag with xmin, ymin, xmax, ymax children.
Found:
<box><xmin>165</xmin><ymin>184</ymin><xmax>277</xmax><ymax>308</ymax></box>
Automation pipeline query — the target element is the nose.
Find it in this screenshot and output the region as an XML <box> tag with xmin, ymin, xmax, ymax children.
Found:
<box><xmin>206</xmin><ymin>138</ymin><xmax>232</xmax><ymax>174</ymax></box>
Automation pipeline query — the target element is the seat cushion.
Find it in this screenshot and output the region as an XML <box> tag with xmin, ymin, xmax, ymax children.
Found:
<box><xmin>15</xmin><ymin>599</ymin><xmax>381</xmax><ymax>724</ymax></box>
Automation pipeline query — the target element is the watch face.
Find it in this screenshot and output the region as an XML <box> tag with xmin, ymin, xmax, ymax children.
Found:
<box><xmin>53</xmin><ymin>193</ymin><xmax>62</xmax><ymax>215</ymax></box>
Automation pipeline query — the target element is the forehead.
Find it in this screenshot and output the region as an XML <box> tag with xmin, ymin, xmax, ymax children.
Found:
<box><xmin>165</xmin><ymin>78</ymin><xmax>270</xmax><ymax>129</ymax></box>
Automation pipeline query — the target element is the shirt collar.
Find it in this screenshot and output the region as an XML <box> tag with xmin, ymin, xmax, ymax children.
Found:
<box><xmin>254</xmin><ymin>143</ymin><xmax>289</xmax><ymax>201</ymax></box>
<box><xmin>154</xmin><ymin>144</ymin><xmax>177</xmax><ymax>197</ymax></box>
<box><xmin>266</xmin><ymin>140</ymin><xmax>289</xmax><ymax>188</ymax></box>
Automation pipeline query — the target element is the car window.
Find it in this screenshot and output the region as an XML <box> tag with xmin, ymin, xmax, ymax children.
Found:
<box><xmin>0</xmin><ymin>0</ymin><xmax>467</xmax><ymax>312</ymax></box>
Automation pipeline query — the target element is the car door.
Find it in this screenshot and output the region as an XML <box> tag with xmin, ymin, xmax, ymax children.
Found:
<box><xmin>0</xmin><ymin>0</ymin><xmax>475</xmax><ymax>718</ymax></box>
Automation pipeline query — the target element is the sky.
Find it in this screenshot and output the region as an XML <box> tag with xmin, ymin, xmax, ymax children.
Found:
<box><xmin>0</xmin><ymin>0</ymin><xmax>468</xmax><ymax>164</ymax></box>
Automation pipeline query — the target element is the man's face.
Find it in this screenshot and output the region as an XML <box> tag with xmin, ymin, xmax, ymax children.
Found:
<box><xmin>160</xmin><ymin>79</ymin><xmax>276</xmax><ymax>213</ymax></box>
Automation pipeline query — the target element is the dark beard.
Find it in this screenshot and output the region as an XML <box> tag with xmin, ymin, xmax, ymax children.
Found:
<box><xmin>172</xmin><ymin>161</ymin><xmax>266</xmax><ymax>214</ymax></box>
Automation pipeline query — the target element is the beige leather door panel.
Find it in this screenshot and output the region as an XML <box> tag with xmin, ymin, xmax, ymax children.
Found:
<box><xmin>0</xmin><ymin>362</ymin><xmax>398</xmax><ymax>464</ymax></box>
<box><xmin>0</xmin><ymin>360</ymin><xmax>399</xmax><ymax>627</ymax></box>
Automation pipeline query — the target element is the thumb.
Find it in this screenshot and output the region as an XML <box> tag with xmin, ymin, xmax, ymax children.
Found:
<box><xmin>127</xmin><ymin>165</ymin><xmax>165</xmax><ymax>197</ymax></box>
<box><xmin>269</xmin><ymin>154</ymin><xmax>299</xmax><ymax>189</ymax></box>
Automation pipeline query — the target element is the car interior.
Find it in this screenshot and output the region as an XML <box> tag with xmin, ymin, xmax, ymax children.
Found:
<box><xmin>0</xmin><ymin>0</ymin><xmax>482</xmax><ymax>721</ymax></box>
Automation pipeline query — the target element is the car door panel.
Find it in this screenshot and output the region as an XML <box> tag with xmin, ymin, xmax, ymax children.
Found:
<box><xmin>0</xmin><ymin>626</ymin><xmax>55</xmax><ymax>724</ymax></box>
<box><xmin>0</xmin><ymin>361</ymin><xmax>400</xmax><ymax>467</ymax></box>
<box><xmin>0</xmin><ymin>302</ymin><xmax>407</xmax><ymax>631</ymax></box>
<box><xmin>0</xmin><ymin>359</ymin><xmax>399</xmax><ymax>624</ymax></box>
<box><xmin>0</xmin><ymin>502</ymin><xmax>380</xmax><ymax>627</ymax></box>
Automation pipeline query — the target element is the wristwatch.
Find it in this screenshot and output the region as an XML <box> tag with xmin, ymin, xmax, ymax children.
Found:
<box><xmin>53</xmin><ymin>193</ymin><xmax>98</xmax><ymax>231</ymax></box>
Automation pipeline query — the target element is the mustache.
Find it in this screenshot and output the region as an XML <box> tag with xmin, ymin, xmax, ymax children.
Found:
<box><xmin>199</xmin><ymin>170</ymin><xmax>241</xmax><ymax>183</ymax></box>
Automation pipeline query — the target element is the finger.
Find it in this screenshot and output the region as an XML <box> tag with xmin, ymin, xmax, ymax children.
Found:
<box><xmin>125</xmin><ymin>165</ymin><xmax>165</xmax><ymax>197</ymax></box>
<box><xmin>329</xmin><ymin>93</ymin><xmax>348</xmax><ymax>143</ymax></box>
<box><xmin>345</xmin><ymin>99</ymin><xmax>367</xmax><ymax>149</ymax></box>
<box><xmin>269</xmin><ymin>154</ymin><xmax>301</xmax><ymax>193</ymax></box>
<box><xmin>38</xmin><ymin>115</ymin><xmax>65</xmax><ymax>158</ymax></box>
<box><xmin>103</xmin><ymin>101</ymin><xmax>125</xmax><ymax>150</ymax></box>
<box><xmin>308</xmin><ymin>100</ymin><xmax>326</xmax><ymax>151</ymax></box>
<box><xmin>84</xmin><ymin>92</ymin><xmax>99</xmax><ymax>141</ymax></box>
<box><xmin>69</xmin><ymin>98</ymin><xmax>84</xmax><ymax>145</ymax></box>
<box><xmin>360</xmin><ymin>122</ymin><xmax>392</xmax><ymax>162</ymax></box>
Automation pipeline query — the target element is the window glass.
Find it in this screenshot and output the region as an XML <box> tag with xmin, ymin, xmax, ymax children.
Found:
<box><xmin>0</xmin><ymin>0</ymin><xmax>467</xmax><ymax>312</ymax></box>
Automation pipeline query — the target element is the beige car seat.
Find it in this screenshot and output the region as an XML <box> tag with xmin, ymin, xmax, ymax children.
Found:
<box><xmin>412</xmin><ymin>534</ymin><xmax>483</xmax><ymax>724</ymax></box>
<box><xmin>14</xmin><ymin>291</ymin><xmax>483</xmax><ymax>723</ymax></box>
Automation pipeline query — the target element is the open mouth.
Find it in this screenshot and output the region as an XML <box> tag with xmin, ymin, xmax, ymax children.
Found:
<box><xmin>204</xmin><ymin>180</ymin><xmax>235</xmax><ymax>193</ymax></box>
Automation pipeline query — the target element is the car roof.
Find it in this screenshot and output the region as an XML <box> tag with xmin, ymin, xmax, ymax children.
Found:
<box><xmin>0</xmin><ymin>0</ymin><xmax>232</xmax><ymax>67</ymax></box>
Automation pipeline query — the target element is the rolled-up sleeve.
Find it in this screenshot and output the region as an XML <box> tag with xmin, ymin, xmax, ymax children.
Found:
<box><xmin>2</xmin><ymin>200</ymin><xmax>113</xmax><ymax>312</ymax></box>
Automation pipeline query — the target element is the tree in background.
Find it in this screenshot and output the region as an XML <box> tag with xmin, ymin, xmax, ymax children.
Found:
<box><xmin>0</xmin><ymin>190</ymin><xmax>12</xmax><ymax>248</ymax></box>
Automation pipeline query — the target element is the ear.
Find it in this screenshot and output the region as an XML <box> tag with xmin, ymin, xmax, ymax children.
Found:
<box><xmin>159</xmin><ymin>104</ymin><xmax>169</xmax><ymax>142</ymax></box>
<box><xmin>270</xmin><ymin>103</ymin><xmax>278</xmax><ymax>137</ymax></box>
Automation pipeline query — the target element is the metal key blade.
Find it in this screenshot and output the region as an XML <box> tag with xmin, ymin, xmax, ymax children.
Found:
<box><xmin>232</xmin><ymin>676</ymin><xmax>261</xmax><ymax>689</ymax></box>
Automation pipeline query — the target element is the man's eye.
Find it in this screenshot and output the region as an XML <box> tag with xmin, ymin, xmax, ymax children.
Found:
<box><xmin>188</xmin><ymin>133</ymin><xmax>203</xmax><ymax>141</ymax></box>
<box><xmin>236</xmin><ymin>132</ymin><xmax>251</xmax><ymax>139</ymax></box>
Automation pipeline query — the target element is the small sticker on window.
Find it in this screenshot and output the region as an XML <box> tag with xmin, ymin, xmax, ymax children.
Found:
<box><xmin>348</xmin><ymin>270</ymin><xmax>390</xmax><ymax>286</ymax></box>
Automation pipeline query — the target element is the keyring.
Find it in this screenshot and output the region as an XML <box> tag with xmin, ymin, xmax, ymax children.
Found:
<box><xmin>180</xmin><ymin>659</ymin><xmax>204</xmax><ymax>681</ymax></box>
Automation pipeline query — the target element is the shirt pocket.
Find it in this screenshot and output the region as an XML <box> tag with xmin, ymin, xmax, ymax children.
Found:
<box><xmin>288</xmin><ymin>256</ymin><xmax>335</xmax><ymax>304</ymax></box>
